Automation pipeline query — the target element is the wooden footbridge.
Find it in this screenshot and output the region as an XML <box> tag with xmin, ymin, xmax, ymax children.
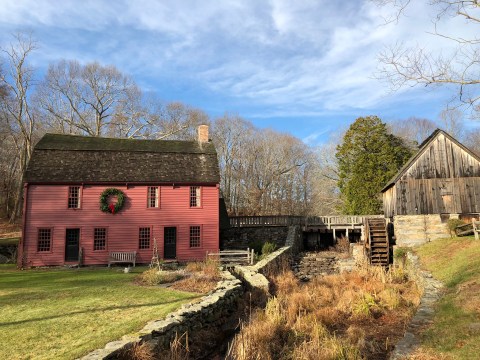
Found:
<box><xmin>229</xmin><ymin>215</ymin><xmax>390</xmax><ymax>266</ymax></box>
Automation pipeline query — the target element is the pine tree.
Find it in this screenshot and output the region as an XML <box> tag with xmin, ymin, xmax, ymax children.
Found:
<box><xmin>335</xmin><ymin>116</ymin><xmax>413</xmax><ymax>215</ymax></box>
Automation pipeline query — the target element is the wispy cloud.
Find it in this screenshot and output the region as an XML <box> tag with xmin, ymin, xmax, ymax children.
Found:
<box><xmin>0</xmin><ymin>0</ymin><xmax>468</xmax><ymax>130</ymax></box>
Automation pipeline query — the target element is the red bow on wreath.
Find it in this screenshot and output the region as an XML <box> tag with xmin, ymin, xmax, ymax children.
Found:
<box><xmin>109</xmin><ymin>204</ymin><xmax>116</xmax><ymax>214</ymax></box>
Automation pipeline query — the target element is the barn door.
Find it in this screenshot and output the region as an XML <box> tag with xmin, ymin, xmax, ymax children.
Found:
<box><xmin>164</xmin><ymin>227</ymin><xmax>176</xmax><ymax>259</ymax></box>
<box><xmin>440</xmin><ymin>181</ymin><xmax>454</xmax><ymax>213</ymax></box>
<box><xmin>65</xmin><ymin>228</ymin><xmax>80</xmax><ymax>261</ymax></box>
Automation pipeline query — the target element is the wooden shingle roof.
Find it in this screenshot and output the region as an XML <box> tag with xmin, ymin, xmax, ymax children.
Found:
<box><xmin>25</xmin><ymin>134</ymin><xmax>220</xmax><ymax>184</ymax></box>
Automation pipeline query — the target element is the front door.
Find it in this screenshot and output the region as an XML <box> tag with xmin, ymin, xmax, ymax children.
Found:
<box><xmin>65</xmin><ymin>228</ymin><xmax>80</xmax><ymax>261</ymax></box>
<box><xmin>164</xmin><ymin>227</ymin><xmax>176</xmax><ymax>259</ymax></box>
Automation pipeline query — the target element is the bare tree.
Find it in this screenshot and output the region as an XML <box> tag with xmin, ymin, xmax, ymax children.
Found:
<box><xmin>0</xmin><ymin>32</ymin><xmax>38</xmax><ymax>222</ymax></box>
<box><xmin>438</xmin><ymin>107</ymin><xmax>465</xmax><ymax>139</ymax></box>
<box><xmin>37</xmin><ymin>60</ymin><xmax>142</xmax><ymax>137</ymax></box>
<box><xmin>311</xmin><ymin>142</ymin><xmax>343</xmax><ymax>215</ymax></box>
<box><xmin>388</xmin><ymin>117</ymin><xmax>437</xmax><ymax>147</ymax></box>
<box><xmin>376</xmin><ymin>0</ymin><xmax>480</xmax><ymax>116</ymax></box>
<box><xmin>146</xmin><ymin>101</ymin><xmax>210</xmax><ymax>140</ymax></box>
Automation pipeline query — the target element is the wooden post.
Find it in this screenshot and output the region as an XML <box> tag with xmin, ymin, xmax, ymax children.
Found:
<box><xmin>333</xmin><ymin>228</ymin><xmax>336</xmax><ymax>240</ymax></box>
<box><xmin>346</xmin><ymin>228</ymin><xmax>349</xmax><ymax>240</ymax></box>
<box><xmin>473</xmin><ymin>219</ymin><xmax>479</xmax><ymax>241</ymax></box>
<box><xmin>251</xmin><ymin>249</ymin><xmax>255</xmax><ymax>265</ymax></box>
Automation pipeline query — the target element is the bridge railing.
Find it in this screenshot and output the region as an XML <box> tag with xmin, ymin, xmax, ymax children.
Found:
<box><xmin>229</xmin><ymin>215</ymin><xmax>384</xmax><ymax>228</ymax></box>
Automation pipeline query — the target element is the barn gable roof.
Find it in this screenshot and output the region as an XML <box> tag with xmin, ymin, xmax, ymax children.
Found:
<box><xmin>381</xmin><ymin>129</ymin><xmax>480</xmax><ymax>192</ymax></box>
<box><xmin>25</xmin><ymin>133</ymin><xmax>220</xmax><ymax>184</ymax></box>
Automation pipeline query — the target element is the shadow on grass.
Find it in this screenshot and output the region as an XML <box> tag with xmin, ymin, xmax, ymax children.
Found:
<box><xmin>0</xmin><ymin>296</ymin><xmax>197</xmax><ymax>327</ymax></box>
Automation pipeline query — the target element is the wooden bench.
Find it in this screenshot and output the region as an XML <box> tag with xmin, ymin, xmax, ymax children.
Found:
<box><xmin>207</xmin><ymin>249</ymin><xmax>255</xmax><ymax>265</ymax></box>
<box><xmin>108</xmin><ymin>251</ymin><xmax>137</xmax><ymax>267</ymax></box>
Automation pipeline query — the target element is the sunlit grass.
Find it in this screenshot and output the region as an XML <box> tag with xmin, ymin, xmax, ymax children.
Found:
<box><xmin>0</xmin><ymin>266</ymin><xmax>198</xmax><ymax>360</ymax></box>
<box><xmin>415</xmin><ymin>236</ymin><xmax>480</xmax><ymax>359</ymax></box>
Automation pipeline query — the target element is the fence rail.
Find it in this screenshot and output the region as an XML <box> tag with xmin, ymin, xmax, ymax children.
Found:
<box><xmin>229</xmin><ymin>215</ymin><xmax>384</xmax><ymax>228</ymax></box>
<box><xmin>207</xmin><ymin>249</ymin><xmax>254</xmax><ymax>265</ymax></box>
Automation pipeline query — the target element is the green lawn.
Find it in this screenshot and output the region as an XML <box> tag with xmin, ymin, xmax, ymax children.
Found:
<box><xmin>0</xmin><ymin>236</ymin><xmax>20</xmax><ymax>245</ymax></box>
<box><xmin>0</xmin><ymin>265</ymin><xmax>198</xmax><ymax>360</ymax></box>
<box><xmin>415</xmin><ymin>236</ymin><xmax>480</xmax><ymax>359</ymax></box>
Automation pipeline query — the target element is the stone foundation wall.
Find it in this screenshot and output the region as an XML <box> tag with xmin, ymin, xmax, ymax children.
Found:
<box><xmin>221</xmin><ymin>226</ymin><xmax>289</xmax><ymax>250</ymax></box>
<box><xmin>234</xmin><ymin>226</ymin><xmax>303</xmax><ymax>294</ymax></box>
<box><xmin>80</xmin><ymin>271</ymin><xmax>243</xmax><ymax>360</ymax></box>
<box><xmin>394</xmin><ymin>215</ymin><xmax>450</xmax><ymax>247</ymax></box>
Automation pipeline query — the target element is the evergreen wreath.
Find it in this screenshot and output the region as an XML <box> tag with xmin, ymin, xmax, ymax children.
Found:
<box><xmin>99</xmin><ymin>188</ymin><xmax>125</xmax><ymax>214</ymax></box>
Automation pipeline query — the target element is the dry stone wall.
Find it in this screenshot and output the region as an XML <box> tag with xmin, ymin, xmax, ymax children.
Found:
<box><xmin>394</xmin><ymin>215</ymin><xmax>450</xmax><ymax>247</ymax></box>
<box><xmin>79</xmin><ymin>271</ymin><xmax>243</xmax><ymax>360</ymax></box>
<box><xmin>234</xmin><ymin>226</ymin><xmax>303</xmax><ymax>293</ymax></box>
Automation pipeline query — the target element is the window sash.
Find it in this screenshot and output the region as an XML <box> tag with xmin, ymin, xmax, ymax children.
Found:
<box><xmin>139</xmin><ymin>227</ymin><xmax>151</xmax><ymax>249</ymax></box>
<box><xmin>93</xmin><ymin>228</ymin><xmax>107</xmax><ymax>251</ymax></box>
<box><xmin>189</xmin><ymin>226</ymin><xmax>201</xmax><ymax>248</ymax></box>
<box><xmin>37</xmin><ymin>228</ymin><xmax>51</xmax><ymax>252</ymax></box>
<box><xmin>190</xmin><ymin>186</ymin><xmax>201</xmax><ymax>207</ymax></box>
<box><xmin>68</xmin><ymin>186</ymin><xmax>81</xmax><ymax>209</ymax></box>
<box><xmin>147</xmin><ymin>187</ymin><xmax>159</xmax><ymax>208</ymax></box>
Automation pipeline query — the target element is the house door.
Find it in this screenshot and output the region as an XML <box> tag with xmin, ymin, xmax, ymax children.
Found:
<box><xmin>65</xmin><ymin>228</ymin><xmax>80</xmax><ymax>261</ymax></box>
<box><xmin>164</xmin><ymin>227</ymin><xmax>176</xmax><ymax>259</ymax></box>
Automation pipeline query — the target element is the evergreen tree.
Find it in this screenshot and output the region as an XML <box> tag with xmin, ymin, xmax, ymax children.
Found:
<box><xmin>335</xmin><ymin>116</ymin><xmax>413</xmax><ymax>215</ymax></box>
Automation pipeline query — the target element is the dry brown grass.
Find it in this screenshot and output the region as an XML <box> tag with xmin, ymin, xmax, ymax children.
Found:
<box><xmin>136</xmin><ymin>268</ymin><xmax>185</xmax><ymax>286</ymax></box>
<box><xmin>117</xmin><ymin>342</ymin><xmax>156</xmax><ymax>360</ymax></box>
<box><xmin>227</xmin><ymin>263</ymin><xmax>421</xmax><ymax>360</ymax></box>
<box><xmin>136</xmin><ymin>259</ymin><xmax>221</xmax><ymax>293</ymax></box>
<box><xmin>0</xmin><ymin>218</ymin><xmax>21</xmax><ymax>242</ymax></box>
<box><xmin>171</xmin><ymin>259</ymin><xmax>221</xmax><ymax>294</ymax></box>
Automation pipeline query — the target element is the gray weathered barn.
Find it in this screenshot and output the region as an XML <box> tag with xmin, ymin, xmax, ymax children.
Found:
<box><xmin>382</xmin><ymin>129</ymin><xmax>480</xmax><ymax>217</ymax></box>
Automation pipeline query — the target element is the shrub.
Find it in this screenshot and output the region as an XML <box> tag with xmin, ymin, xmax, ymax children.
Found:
<box><xmin>262</xmin><ymin>242</ymin><xmax>276</xmax><ymax>256</ymax></box>
<box><xmin>393</xmin><ymin>247</ymin><xmax>408</xmax><ymax>261</ymax></box>
<box><xmin>335</xmin><ymin>235</ymin><xmax>350</xmax><ymax>253</ymax></box>
<box><xmin>446</xmin><ymin>218</ymin><xmax>466</xmax><ymax>237</ymax></box>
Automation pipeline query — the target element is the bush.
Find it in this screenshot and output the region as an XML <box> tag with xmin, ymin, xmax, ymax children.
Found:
<box><xmin>261</xmin><ymin>242</ymin><xmax>276</xmax><ymax>256</ymax></box>
<box><xmin>446</xmin><ymin>218</ymin><xmax>466</xmax><ymax>237</ymax></box>
<box><xmin>393</xmin><ymin>247</ymin><xmax>408</xmax><ymax>260</ymax></box>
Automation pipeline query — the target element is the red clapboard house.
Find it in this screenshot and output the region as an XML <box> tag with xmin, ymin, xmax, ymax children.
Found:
<box><xmin>18</xmin><ymin>125</ymin><xmax>220</xmax><ymax>267</ymax></box>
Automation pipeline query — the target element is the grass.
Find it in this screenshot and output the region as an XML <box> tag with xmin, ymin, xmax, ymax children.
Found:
<box><xmin>227</xmin><ymin>263</ymin><xmax>421</xmax><ymax>359</ymax></box>
<box><xmin>0</xmin><ymin>266</ymin><xmax>199</xmax><ymax>360</ymax></box>
<box><xmin>415</xmin><ymin>236</ymin><xmax>480</xmax><ymax>359</ymax></box>
<box><xmin>0</xmin><ymin>236</ymin><xmax>20</xmax><ymax>245</ymax></box>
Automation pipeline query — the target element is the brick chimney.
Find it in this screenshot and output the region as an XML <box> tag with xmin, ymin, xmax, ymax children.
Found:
<box><xmin>198</xmin><ymin>124</ymin><xmax>209</xmax><ymax>143</ymax></box>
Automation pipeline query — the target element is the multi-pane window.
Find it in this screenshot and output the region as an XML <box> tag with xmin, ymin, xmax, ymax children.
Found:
<box><xmin>68</xmin><ymin>186</ymin><xmax>81</xmax><ymax>209</ymax></box>
<box><xmin>147</xmin><ymin>187</ymin><xmax>160</xmax><ymax>208</ymax></box>
<box><xmin>37</xmin><ymin>228</ymin><xmax>52</xmax><ymax>252</ymax></box>
<box><xmin>93</xmin><ymin>228</ymin><xmax>106</xmax><ymax>251</ymax></box>
<box><xmin>189</xmin><ymin>226</ymin><xmax>201</xmax><ymax>248</ymax></box>
<box><xmin>139</xmin><ymin>227</ymin><xmax>151</xmax><ymax>249</ymax></box>
<box><xmin>190</xmin><ymin>186</ymin><xmax>201</xmax><ymax>207</ymax></box>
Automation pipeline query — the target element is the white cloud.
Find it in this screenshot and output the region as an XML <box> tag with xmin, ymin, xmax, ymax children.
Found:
<box><xmin>0</xmin><ymin>0</ymin><xmax>470</xmax><ymax>119</ymax></box>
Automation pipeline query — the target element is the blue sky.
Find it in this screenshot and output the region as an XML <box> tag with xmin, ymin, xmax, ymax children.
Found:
<box><xmin>0</xmin><ymin>0</ymin><xmax>475</xmax><ymax>145</ymax></box>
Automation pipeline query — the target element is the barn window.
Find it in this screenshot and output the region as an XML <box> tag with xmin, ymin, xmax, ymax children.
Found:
<box><xmin>139</xmin><ymin>227</ymin><xmax>151</xmax><ymax>249</ymax></box>
<box><xmin>68</xmin><ymin>186</ymin><xmax>81</xmax><ymax>208</ymax></box>
<box><xmin>189</xmin><ymin>226</ymin><xmax>201</xmax><ymax>248</ymax></box>
<box><xmin>37</xmin><ymin>228</ymin><xmax>52</xmax><ymax>252</ymax></box>
<box><xmin>93</xmin><ymin>228</ymin><xmax>107</xmax><ymax>251</ymax></box>
<box><xmin>190</xmin><ymin>186</ymin><xmax>201</xmax><ymax>207</ymax></box>
<box><xmin>147</xmin><ymin>187</ymin><xmax>160</xmax><ymax>208</ymax></box>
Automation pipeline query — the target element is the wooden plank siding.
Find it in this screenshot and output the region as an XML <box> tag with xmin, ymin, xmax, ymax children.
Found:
<box><xmin>383</xmin><ymin>131</ymin><xmax>480</xmax><ymax>217</ymax></box>
<box><xmin>22</xmin><ymin>184</ymin><xmax>219</xmax><ymax>267</ymax></box>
